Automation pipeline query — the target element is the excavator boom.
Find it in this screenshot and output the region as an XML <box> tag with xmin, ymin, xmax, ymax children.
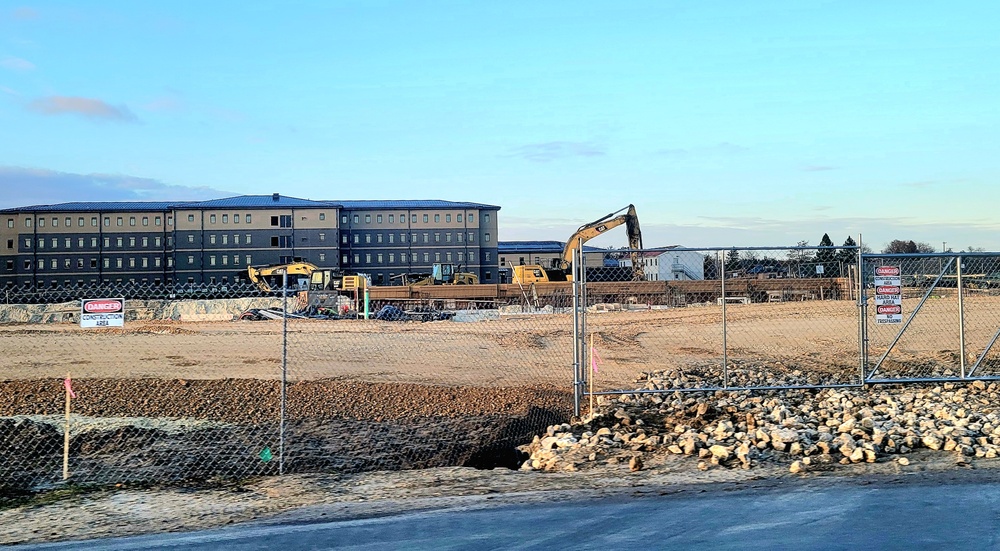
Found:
<box><xmin>559</xmin><ymin>204</ymin><xmax>643</xmax><ymax>280</ymax></box>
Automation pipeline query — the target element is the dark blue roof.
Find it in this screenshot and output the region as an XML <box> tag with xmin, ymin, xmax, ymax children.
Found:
<box><xmin>0</xmin><ymin>195</ymin><xmax>500</xmax><ymax>213</ymax></box>
<box><xmin>0</xmin><ymin>201</ymin><xmax>184</xmax><ymax>213</ymax></box>
<box><xmin>181</xmin><ymin>195</ymin><xmax>335</xmax><ymax>209</ymax></box>
<box><xmin>333</xmin><ymin>200</ymin><xmax>500</xmax><ymax>210</ymax></box>
<box><xmin>499</xmin><ymin>241</ymin><xmax>604</xmax><ymax>253</ymax></box>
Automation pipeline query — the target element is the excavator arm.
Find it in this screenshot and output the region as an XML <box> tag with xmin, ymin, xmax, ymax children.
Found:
<box><xmin>559</xmin><ymin>204</ymin><xmax>644</xmax><ymax>280</ymax></box>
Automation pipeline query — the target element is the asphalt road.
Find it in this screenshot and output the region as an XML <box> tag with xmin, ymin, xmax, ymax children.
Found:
<box><xmin>17</xmin><ymin>478</ymin><xmax>1000</xmax><ymax>550</ymax></box>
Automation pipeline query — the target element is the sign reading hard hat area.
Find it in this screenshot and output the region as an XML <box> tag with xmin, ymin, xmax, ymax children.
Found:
<box><xmin>874</xmin><ymin>266</ymin><xmax>902</xmax><ymax>324</ymax></box>
<box><xmin>80</xmin><ymin>298</ymin><xmax>125</xmax><ymax>328</ymax></box>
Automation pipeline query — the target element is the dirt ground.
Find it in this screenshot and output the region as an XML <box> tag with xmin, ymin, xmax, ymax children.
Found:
<box><xmin>3</xmin><ymin>297</ymin><xmax>1000</xmax><ymax>544</ymax></box>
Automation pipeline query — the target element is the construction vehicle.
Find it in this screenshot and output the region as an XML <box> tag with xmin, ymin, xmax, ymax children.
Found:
<box><xmin>511</xmin><ymin>204</ymin><xmax>644</xmax><ymax>284</ymax></box>
<box><xmin>392</xmin><ymin>263</ymin><xmax>480</xmax><ymax>286</ymax></box>
<box><xmin>247</xmin><ymin>262</ymin><xmax>366</xmax><ymax>293</ymax></box>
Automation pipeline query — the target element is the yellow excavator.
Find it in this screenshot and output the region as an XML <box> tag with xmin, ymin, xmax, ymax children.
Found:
<box><xmin>511</xmin><ymin>204</ymin><xmax>644</xmax><ymax>284</ymax></box>
<box><xmin>247</xmin><ymin>262</ymin><xmax>366</xmax><ymax>293</ymax></box>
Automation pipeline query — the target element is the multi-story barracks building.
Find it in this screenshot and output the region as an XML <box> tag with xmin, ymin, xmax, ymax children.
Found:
<box><xmin>0</xmin><ymin>194</ymin><xmax>500</xmax><ymax>288</ymax></box>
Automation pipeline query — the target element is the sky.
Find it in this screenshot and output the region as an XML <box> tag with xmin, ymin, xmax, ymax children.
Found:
<box><xmin>1</xmin><ymin>1</ymin><xmax>998</xmax><ymax>253</ymax></box>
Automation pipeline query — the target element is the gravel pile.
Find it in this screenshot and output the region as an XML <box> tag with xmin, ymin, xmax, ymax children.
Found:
<box><xmin>521</xmin><ymin>374</ymin><xmax>1000</xmax><ymax>474</ymax></box>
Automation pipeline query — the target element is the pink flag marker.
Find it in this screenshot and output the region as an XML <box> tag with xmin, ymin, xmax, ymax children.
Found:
<box><xmin>591</xmin><ymin>347</ymin><xmax>604</xmax><ymax>374</ymax></box>
<box><xmin>64</xmin><ymin>377</ymin><xmax>77</xmax><ymax>399</ymax></box>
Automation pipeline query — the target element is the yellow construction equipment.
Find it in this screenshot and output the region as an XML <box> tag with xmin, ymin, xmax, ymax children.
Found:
<box><xmin>511</xmin><ymin>204</ymin><xmax>644</xmax><ymax>284</ymax></box>
<box><xmin>247</xmin><ymin>262</ymin><xmax>320</xmax><ymax>292</ymax></box>
<box><xmin>392</xmin><ymin>263</ymin><xmax>479</xmax><ymax>286</ymax></box>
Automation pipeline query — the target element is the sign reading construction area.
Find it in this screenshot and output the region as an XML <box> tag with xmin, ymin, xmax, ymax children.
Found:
<box><xmin>873</xmin><ymin>266</ymin><xmax>902</xmax><ymax>324</ymax></box>
<box><xmin>80</xmin><ymin>298</ymin><xmax>125</xmax><ymax>328</ymax></box>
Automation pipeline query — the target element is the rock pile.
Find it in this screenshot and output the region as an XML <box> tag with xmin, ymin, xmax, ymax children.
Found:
<box><xmin>520</xmin><ymin>378</ymin><xmax>1000</xmax><ymax>474</ymax></box>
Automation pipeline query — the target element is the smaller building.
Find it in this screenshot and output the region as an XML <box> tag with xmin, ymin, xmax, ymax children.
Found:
<box><xmin>498</xmin><ymin>241</ymin><xmax>610</xmax><ymax>282</ymax></box>
<box><xmin>619</xmin><ymin>246</ymin><xmax>705</xmax><ymax>281</ymax></box>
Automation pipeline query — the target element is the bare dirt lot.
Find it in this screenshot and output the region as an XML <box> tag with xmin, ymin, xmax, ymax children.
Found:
<box><xmin>3</xmin><ymin>296</ymin><xmax>1000</xmax><ymax>544</ymax></box>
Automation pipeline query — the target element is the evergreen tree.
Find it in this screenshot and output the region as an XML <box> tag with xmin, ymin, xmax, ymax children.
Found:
<box><xmin>816</xmin><ymin>233</ymin><xmax>836</xmax><ymax>276</ymax></box>
<box><xmin>837</xmin><ymin>236</ymin><xmax>858</xmax><ymax>269</ymax></box>
<box><xmin>725</xmin><ymin>248</ymin><xmax>740</xmax><ymax>272</ymax></box>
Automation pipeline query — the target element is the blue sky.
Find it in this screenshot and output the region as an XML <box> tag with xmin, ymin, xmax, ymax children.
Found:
<box><xmin>1</xmin><ymin>1</ymin><xmax>998</xmax><ymax>252</ymax></box>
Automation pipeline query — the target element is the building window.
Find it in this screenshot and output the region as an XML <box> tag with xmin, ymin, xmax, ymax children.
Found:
<box><xmin>485</xmin><ymin>233</ymin><xmax>491</xmax><ymax>243</ymax></box>
<box><xmin>485</xmin><ymin>252</ymin><xmax>492</xmax><ymax>261</ymax></box>
<box><xmin>210</xmin><ymin>235</ymin><xmax>217</xmax><ymax>245</ymax></box>
<box><xmin>104</xmin><ymin>237</ymin><xmax>110</xmax><ymax>247</ymax></box>
<box><xmin>353</xmin><ymin>214</ymin><xmax>359</xmax><ymax>224</ymax></box>
<box><xmin>365</xmin><ymin>214</ymin><xmax>371</xmax><ymax>223</ymax></box>
<box><xmin>117</xmin><ymin>217</ymin><xmax>123</xmax><ymax>226</ymax></box>
<box><xmin>23</xmin><ymin>260</ymin><xmax>31</xmax><ymax>269</ymax></box>
<box><xmin>211</xmin><ymin>214</ymin><xmax>217</xmax><ymax>224</ymax></box>
<box><xmin>446</xmin><ymin>233</ymin><xmax>452</xmax><ymax>243</ymax></box>
<box><xmin>365</xmin><ymin>234</ymin><xmax>371</xmax><ymax>244</ymax></box>
<box><xmin>117</xmin><ymin>258</ymin><xmax>124</xmax><ymax>268</ymax></box>
<box><xmin>142</xmin><ymin>216</ymin><xmax>149</xmax><ymax>226</ymax></box>
<box><xmin>377</xmin><ymin>253</ymin><xmax>383</xmax><ymax>263</ymax></box>
<box><xmin>388</xmin><ymin>234</ymin><xmax>394</xmax><ymax>244</ymax></box>
<box><xmin>468</xmin><ymin>232</ymin><xmax>474</xmax><ymax>243</ymax></box>
<box><xmin>221</xmin><ymin>255</ymin><xmax>227</xmax><ymax>266</ymax></box>
<box><xmin>245</xmin><ymin>254</ymin><xmax>252</xmax><ymax>265</ymax></box>
<box><xmin>484</xmin><ymin>214</ymin><xmax>490</xmax><ymax>223</ymax></box>
<box><xmin>222</xmin><ymin>214</ymin><xmax>229</xmax><ymax>224</ymax></box>
<box><xmin>188</xmin><ymin>235</ymin><xmax>195</xmax><ymax>244</ymax></box>
<box><xmin>376</xmin><ymin>214</ymin><xmax>382</xmax><ymax>223</ymax></box>
<box><xmin>457</xmin><ymin>233</ymin><xmax>463</xmax><ymax>243</ymax></box>
<box><xmin>342</xmin><ymin>215</ymin><xmax>348</xmax><ymax>224</ymax></box>
<box><xmin>388</xmin><ymin>214</ymin><xmax>394</xmax><ymax>223</ymax></box>
<box><xmin>412</xmin><ymin>253</ymin><xmax>417</xmax><ymax>262</ymax></box>
<box><xmin>187</xmin><ymin>214</ymin><xmax>195</xmax><ymax>222</ymax></box>
<box><xmin>319</xmin><ymin>232</ymin><xmax>326</xmax><ymax>242</ymax></box>
<box><xmin>485</xmin><ymin>271</ymin><xmax>492</xmax><ymax>280</ymax></box>
<box><xmin>155</xmin><ymin>216</ymin><xmax>161</xmax><ymax>226</ymax></box>
<box><xmin>245</xmin><ymin>214</ymin><xmax>252</xmax><ymax>224</ymax></box>
<box><xmin>129</xmin><ymin>258</ymin><xmax>136</xmax><ymax>268</ymax></box>
<box><xmin>446</xmin><ymin>214</ymin><xmax>451</xmax><ymax>223</ymax></box>
<box><xmin>469</xmin><ymin>214</ymin><xmax>475</xmax><ymax>223</ymax></box>
<box><xmin>469</xmin><ymin>252</ymin><xmax>475</xmax><ymax>261</ymax></box>
<box><xmin>319</xmin><ymin>253</ymin><xmax>326</xmax><ymax>262</ymax></box>
<box><xmin>103</xmin><ymin>258</ymin><xmax>110</xmax><ymax>269</ymax></box>
<box><xmin>434</xmin><ymin>233</ymin><xmax>440</xmax><ymax>243</ymax></box>
<box><xmin>234</xmin><ymin>214</ymin><xmax>240</xmax><ymax>224</ymax></box>
<box><xmin>233</xmin><ymin>255</ymin><xmax>240</xmax><ymax>265</ymax></box>
<box><xmin>423</xmin><ymin>233</ymin><xmax>429</xmax><ymax>243</ymax></box>
<box><xmin>129</xmin><ymin>217</ymin><xmax>136</xmax><ymax>226</ymax></box>
<box><xmin>423</xmin><ymin>214</ymin><xmax>429</xmax><ymax>223</ymax></box>
<box><xmin>154</xmin><ymin>237</ymin><xmax>161</xmax><ymax>247</ymax></box>
<box><xmin>155</xmin><ymin>257</ymin><xmax>161</xmax><ymax>267</ymax></box>
<box><xmin>117</xmin><ymin>237</ymin><xmax>124</xmax><ymax>247</ymax></box>
<box><xmin>342</xmin><ymin>254</ymin><xmax>349</xmax><ymax>264</ymax></box>
<box><xmin>142</xmin><ymin>237</ymin><xmax>149</xmax><ymax>247</ymax></box>
<box><xmin>78</xmin><ymin>237</ymin><xmax>84</xmax><ymax>248</ymax></box>
<box><xmin>458</xmin><ymin>252</ymin><xmax>464</xmax><ymax>262</ymax></box>
<box><xmin>389</xmin><ymin>253</ymin><xmax>395</xmax><ymax>263</ymax></box>
<box><xmin>353</xmin><ymin>254</ymin><xmax>360</xmax><ymax>264</ymax></box>
<box><xmin>7</xmin><ymin>219</ymin><xmax>13</xmax><ymax>228</ymax></box>
<box><xmin>434</xmin><ymin>214</ymin><xmax>440</xmax><ymax>222</ymax></box>
<box><xmin>5</xmin><ymin>239</ymin><xmax>11</xmax><ymax>249</ymax></box>
<box><xmin>37</xmin><ymin>239</ymin><xmax>44</xmax><ymax>249</ymax></box>
<box><xmin>457</xmin><ymin>214</ymin><xmax>463</xmax><ymax>223</ymax></box>
<box><xmin>271</xmin><ymin>215</ymin><xmax>291</xmax><ymax>227</ymax></box>
<box><xmin>25</xmin><ymin>218</ymin><xmax>32</xmax><ymax>228</ymax></box>
<box><xmin>423</xmin><ymin>252</ymin><xmax>429</xmax><ymax>262</ymax></box>
<box><xmin>233</xmin><ymin>235</ymin><xmax>239</xmax><ymax>245</ymax></box>
<box><xmin>435</xmin><ymin>252</ymin><xmax>441</xmax><ymax>262</ymax></box>
<box><xmin>365</xmin><ymin>253</ymin><xmax>372</xmax><ymax>263</ymax></box>
<box><xmin>103</xmin><ymin>217</ymin><xmax>110</xmax><ymax>227</ymax></box>
<box><xmin>24</xmin><ymin>238</ymin><xmax>31</xmax><ymax>249</ymax></box>
<box><xmin>446</xmin><ymin>252</ymin><xmax>452</xmax><ymax>262</ymax></box>
<box><xmin>222</xmin><ymin>234</ymin><xmax>228</xmax><ymax>245</ymax></box>
<box><xmin>142</xmin><ymin>257</ymin><xmax>149</xmax><ymax>268</ymax></box>
<box><xmin>319</xmin><ymin>213</ymin><xmax>326</xmax><ymax>221</ymax></box>
<box><xmin>376</xmin><ymin>233</ymin><xmax>383</xmax><ymax>243</ymax></box>
<box><xmin>38</xmin><ymin>218</ymin><xmax>45</xmax><ymax>228</ymax></box>
<box><xmin>129</xmin><ymin>237</ymin><xmax>136</xmax><ymax>247</ymax></box>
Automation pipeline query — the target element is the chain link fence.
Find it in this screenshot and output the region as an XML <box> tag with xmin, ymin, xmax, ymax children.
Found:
<box><xmin>6</xmin><ymin>248</ymin><xmax>1000</xmax><ymax>495</ymax></box>
<box><xmin>0</xmin><ymin>280</ymin><xmax>575</xmax><ymax>497</ymax></box>
<box><xmin>576</xmin><ymin>246</ymin><xmax>862</xmax><ymax>407</ymax></box>
<box><xmin>863</xmin><ymin>253</ymin><xmax>1000</xmax><ymax>382</ymax></box>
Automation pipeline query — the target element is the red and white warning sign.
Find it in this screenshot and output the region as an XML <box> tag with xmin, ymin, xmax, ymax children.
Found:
<box><xmin>81</xmin><ymin>298</ymin><xmax>125</xmax><ymax>328</ymax></box>
<box><xmin>874</xmin><ymin>266</ymin><xmax>902</xmax><ymax>323</ymax></box>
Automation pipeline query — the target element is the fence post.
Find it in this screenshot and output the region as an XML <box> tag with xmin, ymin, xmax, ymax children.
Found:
<box><xmin>572</xmin><ymin>247</ymin><xmax>581</xmax><ymax>418</ymax></box>
<box><xmin>958</xmin><ymin>254</ymin><xmax>966</xmax><ymax>378</ymax></box>
<box><xmin>858</xmin><ymin>237</ymin><xmax>866</xmax><ymax>385</ymax></box>
<box><xmin>280</xmin><ymin>271</ymin><xmax>288</xmax><ymax>475</ymax></box>
<box><xmin>720</xmin><ymin>250</ymin><xmax>728</xmax><ymax>389</ymax></box>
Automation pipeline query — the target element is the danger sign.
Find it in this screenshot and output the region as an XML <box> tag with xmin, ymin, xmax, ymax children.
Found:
<box><xmin>875</xmin><ymin>266</ymin><xmax>900</xmax><ymax>277</ymax></box>
<box><xmin>877</xmin><ymin>304</ymin><xmax>902</xmax><ymax>315</ymax></box>
<box><xmin>81</xmin><ymin>298</ymin><xmax>125</xmax><ymax>328</ymax></box>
